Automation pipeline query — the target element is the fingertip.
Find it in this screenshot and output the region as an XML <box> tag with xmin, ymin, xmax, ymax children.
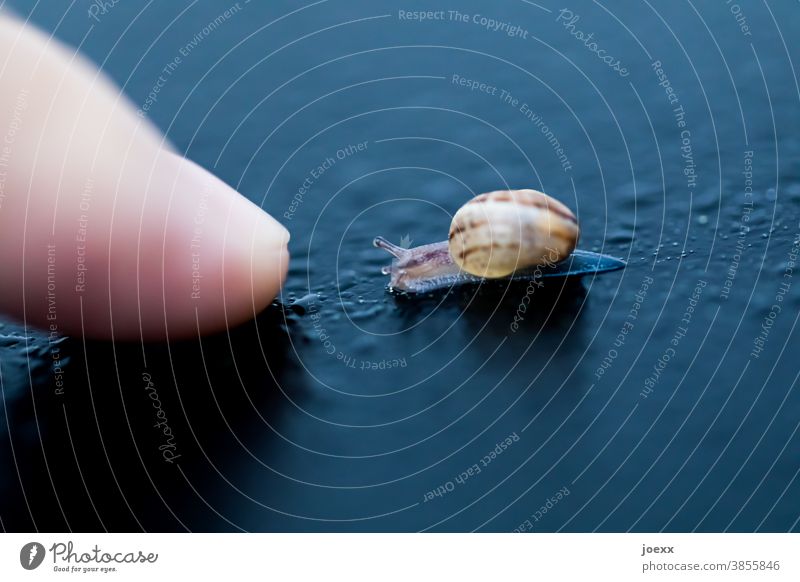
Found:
<box><xmin>152</xmin><ymin>153</ymin><xmax>291</xmax><ymax>340</ymax></box>
<box><xmin>63</xmin><ymin>152</ymin><xmax>291</xmax><ymax>341</ymax></box>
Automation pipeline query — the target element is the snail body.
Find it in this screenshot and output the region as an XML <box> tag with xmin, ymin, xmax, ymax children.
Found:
<box><xmin>374</xmin><ymin>189</ymin><xmax>624</xmax><ymax>294</ymax></box>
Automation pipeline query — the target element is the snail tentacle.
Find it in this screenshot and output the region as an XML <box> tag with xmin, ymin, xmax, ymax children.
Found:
<box><xmin>372</xmin><ymin>236</ymin><xmax>409</xmax><ymax>259</ymax></box>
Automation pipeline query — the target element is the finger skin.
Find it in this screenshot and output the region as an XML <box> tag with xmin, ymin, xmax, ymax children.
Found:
<box><xmin>0</xmin><ymin>13</ymin><xmax>289</xmax><ymax>340</ymax></box>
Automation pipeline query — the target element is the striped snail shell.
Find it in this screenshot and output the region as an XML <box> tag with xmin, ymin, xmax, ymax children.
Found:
<box><xmin>448</xmin><ymin>189</ymin><xmax>580</xmax><ymax>278</ymax></box>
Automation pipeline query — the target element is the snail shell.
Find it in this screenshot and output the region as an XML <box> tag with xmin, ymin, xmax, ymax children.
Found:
<box><xmin>449</xmin><ymin>189</ymin><xmax>579</xmax><ymax>278</ymax></box>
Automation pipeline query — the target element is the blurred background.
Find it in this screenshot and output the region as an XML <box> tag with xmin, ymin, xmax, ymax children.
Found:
<box><xmin>0</xmin><ymin>0</ymin><xmax>799</xmax><ymax>531</ymax></box>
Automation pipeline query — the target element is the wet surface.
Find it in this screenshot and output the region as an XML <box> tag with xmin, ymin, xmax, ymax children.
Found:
<box><xmin>1</xmin><ymin>0</ymin><xmax>799</xmax><ymax>531</ymax></box>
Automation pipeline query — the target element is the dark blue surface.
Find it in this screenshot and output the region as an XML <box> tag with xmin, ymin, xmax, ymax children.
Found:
<box><xmin>1</xmin><ymin>0</ymin><xmax>799</xmax><ymax>532</ymax></box>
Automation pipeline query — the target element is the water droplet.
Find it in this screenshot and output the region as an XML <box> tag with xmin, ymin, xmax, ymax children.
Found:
<box><xmin>289</xmin><ymin>293</ymin><xmax>319</xmax><ymax>315</ymax></box>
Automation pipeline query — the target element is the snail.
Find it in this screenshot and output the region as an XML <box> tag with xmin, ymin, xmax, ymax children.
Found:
<box><xmin>374</xmin><ymin>189</ymin><xmax>625</xmax><ymax>293</ymax></box>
